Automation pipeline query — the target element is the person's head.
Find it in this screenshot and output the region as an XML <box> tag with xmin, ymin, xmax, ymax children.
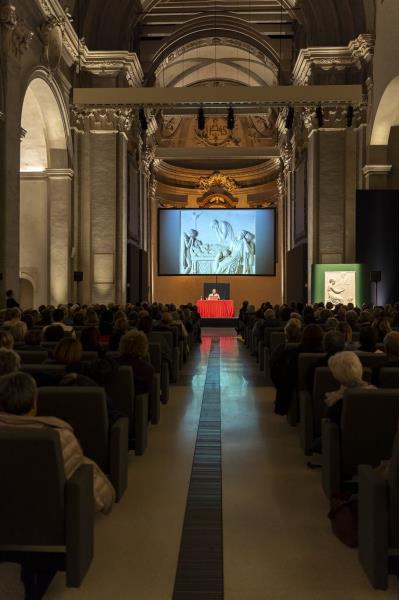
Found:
<box><xmin>264</xmin><ymin>308</ymin><xmax>275</xmax><ymax>320</ymax></box>
<box><xmin>323</xmin><ymin>330</ymin><xmax>345</xmax><ymax>356</ymax></box>
<box><xmin>24</xmin><ymin>329</ymin><xmax>41</xmax><ymax>347</ymax></box>
<box><xmin>189</xmin><ymin>229</ymin><xmax>198</xmax><ymax>239</ymax></box>
<box><xmin>279</xmin><ymin>306</ymin><xmax>291</xmax><ymax>322</ymax></box>
<box><xmin>21</xmin><ymin>313</ymin><xmax>34</xmax><ymax>330</ymax></box>
<box><xmin>0</xmin><ymin>331</ymin><xmax>14</xmax><ymax>350</ymax></box>
<box><xmin>212</xmin><ymin>289</ymin><xmax>217</xmax><ymax>295</ymax></box>
<box><xmin>384</xmin><ymin>331</ymin><xmax>399</xmax><ymax>359</ymax></box>
<box><xmin>0</xmin><ymin>348</ymin><xmax>21</xmax><ymax>375</ymax></box>
<box><xmin>328</xmin><ymin>351</ymin><xmax>364</xmax><ymax>388</ymax></box>
<box><xmin>346</xmin><ymin>310</ymin><xmax>359</xmax><ymax>326</ymax></box>
<box><xmin>54</xmin><ymin>338</ymin><xmax>82</xmax><ymax>365</ymax></box>
<box><xmin>359</xmin><ymin>326</ymin><xmax>378</xmax><ymax>352</ymax></box>
<box><xmin>86</xmin><ymin>309</ymin><xmax>99</xmax><ymax>324</ymax></box>
<box><xmin>79</xmin><ymin>326</ymin><xmax>100</xmax><ymax>351</ymax></box>
<box><xmin>119</xmin><ymin>330</ymin><xmax>148</xmax><ymax>358</ymax></box>
<box><xmin>5</xmin><ymin>290</ymin><xmax>14</xmax><ymax>298</ymax></box>
<box><xmin>138</xmin><ymin>315</ymin><xmax>153</xmax><ymax>335</ymax></box>
<box><xmin>301</xmin><ymin>324</ymin><xmax>324</xmax><ymax>350</ymax></box>
<box><xmin>9</xmin><ymin>321</ymin><xmax>28</xmax><ymax>343</ymax></box>
<box><xmin>52</xmin><ymin>308</ymin><xmax>65</xmax><ymax>323</ymax></box>
<box><xmin>0</xmin><ymin>372</ymin><xmax>37</xmax><ymax>415</ymax></box>
<box><xmin>6</xmin><ymin>307</ymin><xmax>20</xmax><ymax>322</ymax></box>
<box><xmin>325</xmin><ymin>317</ymin><xmax>338</xmax><ymax>331</ymax></box>
<box><xmin>318</xmin><ymin>308</ymin><xmax>332</xmax><ymax>323</ymax></box>
<box><xmin>114</xmin><ymin>317</ymin><xmax>129</xmax><ymax>332</ymax></box>
<box><xmin>160</xmin><ymin>311</ymin><xmax>171</xmax><ymax>325</ymax></box>
<box><xmin>43</xmin><ymin>324</ymin><xmax>65</xmax><ymax>343</ymax></box>
<box><xmin>337</xmin><ymin>321</ymin><xmax>352</xmax><ymax>343</ymax></box>
<box><xmin>284</xmin><ymin>318</ymin><xmax>302</xmax><ymax>342</ymax></box>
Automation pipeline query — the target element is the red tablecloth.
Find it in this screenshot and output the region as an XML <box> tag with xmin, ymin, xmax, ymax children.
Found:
<box><xmin>196</xmin><ymin>300</ymin><xmax>235</xmax><ymax>318</ymax></box>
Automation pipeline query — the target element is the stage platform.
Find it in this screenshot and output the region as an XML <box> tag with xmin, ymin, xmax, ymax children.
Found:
<box><xmin>200</xmin><ymin>317</ymin><xmax>238</xmax><ymax>328</ymax></box>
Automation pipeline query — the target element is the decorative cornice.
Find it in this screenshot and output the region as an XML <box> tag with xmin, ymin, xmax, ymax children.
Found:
<box><xmin>20</xmin><ymin>168</ymin><xmax>74</xmax><ymax>179</ymax></box>
<box><xmin>293</xmin><ymin>35</ymin><xmax>375</xmax><ymax>86</ymax></box>
<box><xmin>71</xmin><ymin>106</ymin><xmax>135</xmax><ymax>134</ymax></box>
<box><xmin>35</xmin><ymin>0</ymin><xmax>143</xmax><ymax>85</ymax></box>
<box><xmin>293</xmin><ymin>47</ymin><xmax>355</xmax><ymax>86</ymax></box>
<box><xmin>362</xmin><ymin>164</ymin><xmax>392</xmax><ymax>177</ymax></box>
<box><xmin>0</xmin><ymin>4</ymin><xmax>34</xmax><ymax>59</ymax></box>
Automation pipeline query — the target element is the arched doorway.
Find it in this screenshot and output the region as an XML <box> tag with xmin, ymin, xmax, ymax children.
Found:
<box><xmin>19</xmin><ymin>275</ymin><xmax>35</xmax><ymax>310</ymax></box>
<box><xmin>20</xmin><ymin>74</ymin><xmax>72</xmax><ymax>307</ymax></box>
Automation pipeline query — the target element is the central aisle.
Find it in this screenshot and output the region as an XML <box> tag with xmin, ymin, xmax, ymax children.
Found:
<box><xmin>37</xmin><ymin>329</ymin><xmax>396</xmax><ymax>598</ymax></box>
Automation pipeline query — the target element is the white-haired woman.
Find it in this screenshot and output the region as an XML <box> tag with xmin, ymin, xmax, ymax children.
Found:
<box><xmin>325</xmin><ymin>351</ymin><xmax>374</xmax><ymax>424</ymax></box>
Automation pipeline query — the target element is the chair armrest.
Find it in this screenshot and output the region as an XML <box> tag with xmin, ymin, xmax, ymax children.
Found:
<box><xmin>109</xmin><ymin>417</ymin><xmax>129</xmax><ymax>502</ymax></box>
<box><xmin>258</xmin><ymin>342</ymin><xmax>265</xmax><ymax>371</ymax></box>
<box><xmin>264</xmin><ymin>347</ymin><xmax>271</xmax><ymax>385</ymax></box>
<box><xmin>171</xmin><ymin>348</ymin><xmax>180</xmax><ymax>383</ymax></box>
<box><xmin>321</xmin><ymin>418</ymin><xmax>341</xmax><ymax>498</ymax></box>
<box><xmin>161</xmin><ymin>361</ymin><xmax>170</xmax><ymax>405</ymax></box>
<box><xmin>134</xmin><ymin>393</ymin><xmax>148</xmax><ymax>456</ymax></box>
<box><xmin>65</xmin><ymin>464</ymin><xmax>94</xmax><ymax>587</ymax></box>
<box><xmin>299</xmin><ymin>391</ymin><xmax>314</xmax><ymax>456</ymax></box>
<box><xmin>358</xmin><ymin>465</ymin><xmax>389</xmax><ymax>590</ymax></box>
<box><xmin>149</xmin><ymin>373</ymin><xmax>161</xmax><ymax>425</ymax></box>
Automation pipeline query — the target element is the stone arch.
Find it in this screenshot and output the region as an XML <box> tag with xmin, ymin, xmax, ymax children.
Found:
<box><xmin>19</xmin><ymin>272</ymin><xmax>35</xmax><ymax>310</ymax></box>
<box><xmin>370</xmin><ymin>76</ymin><xmax>399</xmax><ymax>146</ymax></box>
<box><xmin>147</xmin><ymin>15</ymin><xmax>279</xmax><ymax>86</ymax></box>
<box><xmin>20</xmin><ymin>72</ymin><xmax>72</xmax><ymax>307</ymax></box>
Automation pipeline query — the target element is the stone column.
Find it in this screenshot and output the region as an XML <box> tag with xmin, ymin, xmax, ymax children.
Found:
<box><xmin>141</xmin><ymin>145</ymin><xmax>157</xmax><ymax>302</ymax></box>
<box><xmin>72</xmin><ymin>107</ymin><xmax>133</xmax><ymax>305</ymax></box>
<box><xmin>0</xmin><ymin>4</ymin><xmax>33</xmax><ymax>301</ymax></box>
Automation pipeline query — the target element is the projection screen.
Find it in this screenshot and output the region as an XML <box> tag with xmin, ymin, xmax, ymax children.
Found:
<box><xmin>158</xmin><ymin>208</ymin><xmax>276</xmax><ymax>276</ymax></box>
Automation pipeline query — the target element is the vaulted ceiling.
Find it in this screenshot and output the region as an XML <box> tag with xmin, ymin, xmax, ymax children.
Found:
<box><xmin>66</xmin><ymin>0</ymin><xmax>374</xmax><ymax>81</ymax></box>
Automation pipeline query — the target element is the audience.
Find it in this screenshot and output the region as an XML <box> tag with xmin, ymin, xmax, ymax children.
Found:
<box><xmin>0</xmin><ymin>371</ymin><xmax>115</xmax><ymax>513</ymax></box>
<box><xmin>118</xmin><ymin>330</ymin><xmax>155</xmax><ymax>394</ymax></box>
<box><xmin>324</xmin><ymin>351</ymin><xmax>374</xmax><ymax>424</ymax></box>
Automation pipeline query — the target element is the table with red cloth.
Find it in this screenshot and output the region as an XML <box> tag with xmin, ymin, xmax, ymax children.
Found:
<box><xmin>196</xmin><ymin>299</ymin><xmax>235</xmax><ymax>318</ymax></box>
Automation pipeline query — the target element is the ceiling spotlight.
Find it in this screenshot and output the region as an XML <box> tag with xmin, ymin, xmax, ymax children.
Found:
<box><xmin>139</xmin><ymin>108</ymin><xmax>148</xmax><ymax>132</ymax></box>
<box><xmin>197</xmin><ymin>106</ymin><xmax>205</xmax><ymax>131</ymax></box>
<box><xmin>316</xmin><ymin>104</ymin><xmax>324</xmax><ymax>128</ymax></box>
<box><xmin>285</xmin><ymin>106</ymin><xmax>294</xmax><ymax>130</ymax></box>
<box><xmin>347</xmin><ymin>105</ymin><xmax>354</xmax><ymax>128</ymax></box>
<box><xmin>227</xmin><ymin>106</ymin><xmax>235</xmax><ymax>131</ymax></box>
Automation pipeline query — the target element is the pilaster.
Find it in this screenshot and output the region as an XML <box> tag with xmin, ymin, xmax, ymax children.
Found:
<box><xmin>0</xmin><ymin>3</ymin><xmax>33</xmax><ymax>301</ymax></box>
<box><xmin>72</xmin><ymin>106</ymin><xmax>134</xmax><ymax>304</ymax></box>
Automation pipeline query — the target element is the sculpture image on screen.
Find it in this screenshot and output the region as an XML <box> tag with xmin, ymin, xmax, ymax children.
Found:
<box><xmin>180</xmin><ymin>210</ymin><xmax>256</xmax><ymax>275</ymax></box>
<box><xmin>324</xmin><ymin>271</ymin><xmax>356</xmax><ymax>306</ymax></box>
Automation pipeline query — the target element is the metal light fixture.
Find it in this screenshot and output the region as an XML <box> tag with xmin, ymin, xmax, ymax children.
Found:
<box><xmin>197</xmin><ymin>106</ymin><xmax>205</xmax><ymax>131</ymax></box>
<box><xmin>227</xmin><ymin>106</ymin><xmax>235</xmax><ymax>131</ymax></box>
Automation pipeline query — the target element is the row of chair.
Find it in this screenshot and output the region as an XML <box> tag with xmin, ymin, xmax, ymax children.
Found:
<box><xmin>241</xmin><ymin>318</ymin><xmax>399</xmax><ymax>590</ymax></box>
<box><xmin>0</xmin><ymin>326</ymin><xmax>197</xmax><ymax>593</ymax></box>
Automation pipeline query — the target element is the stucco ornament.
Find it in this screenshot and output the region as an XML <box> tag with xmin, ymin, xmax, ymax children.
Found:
<box><xmin>39</xmin><ymin>15</ymin><xmax>65</xmax><ymax>72</ymax></box>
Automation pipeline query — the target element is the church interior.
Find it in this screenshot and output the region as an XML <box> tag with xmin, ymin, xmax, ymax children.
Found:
<box><xmin>1</xmin><ymin>0</ymin><xmax>399</xmax><ymax>598</ymax></box>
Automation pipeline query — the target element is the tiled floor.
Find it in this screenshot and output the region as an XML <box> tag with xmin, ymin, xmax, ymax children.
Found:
<box><xmin>1</xmin><ymin>329</ymin><xmax>397</xmax><ymax>599</ymax></box>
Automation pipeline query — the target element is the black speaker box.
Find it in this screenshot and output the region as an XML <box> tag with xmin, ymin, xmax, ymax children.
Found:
<box><xmin>370</xmin><ymin>271</ymin><xmax>381</xmax><ymax>283</ymax></box>
<box><xmin>73</xmin><ymin>271</ymin><xmax>83</xmax><ymax>282</ymax></box>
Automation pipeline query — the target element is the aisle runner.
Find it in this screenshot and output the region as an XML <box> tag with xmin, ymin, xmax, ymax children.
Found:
<box><xmin>173</xmin><ymin>337</ymin><xmax>224</xmax><ymax>600</ymax></box>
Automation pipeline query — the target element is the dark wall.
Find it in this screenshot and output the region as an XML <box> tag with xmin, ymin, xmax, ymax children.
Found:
<box><xmin>286</xmin><ymin>243</ymin><xmax>307</xmax><ymax>303</ymax></box>
<box><xmin>356</xmin><ymin>191</ymin><xmax>399</xmax><ymax>304</ymax></box>
<box><xmin>127</xmin><ymin>246</ymin><xmax>149</xmax><ymax>304</ymax></box>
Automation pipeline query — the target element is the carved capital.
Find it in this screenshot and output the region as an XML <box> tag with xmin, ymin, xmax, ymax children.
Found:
<box><xmin>71</xmin><ymin>106</ymin><xmax>135</xmax><ymax>134</ymax></box>
<box><xmin>142</xmin><ymin>144</ymin><xmax>157</xmax><ymax>177</ymax></box>
<box><xmin>0</xmin><ymin>4</ymin><xmax>34</xmax><ymax>59</ymax></box>
<box><xmin>348</xmin><ymin>34</ymin><xmax>375</xmax><ymax>65</ymax></box>
<box><xmin>302</xmin><ymin>104</ymin><xmax>367</xmax><ymax>132</ymax></box>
